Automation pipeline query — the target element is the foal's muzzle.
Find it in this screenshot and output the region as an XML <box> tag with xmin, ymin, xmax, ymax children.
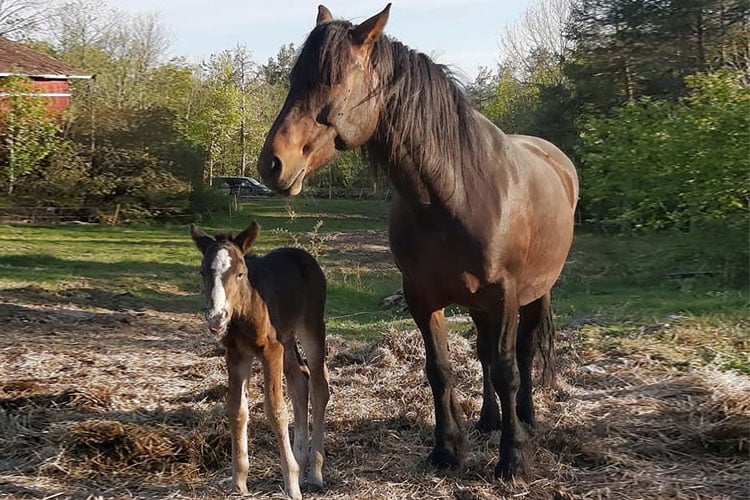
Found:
<box><xmin>205</xmin><ymin>311</ymin><xmax>228</xmax><ymax>336</ymax></box>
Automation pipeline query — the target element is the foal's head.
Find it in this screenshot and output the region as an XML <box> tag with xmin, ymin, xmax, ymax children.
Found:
<box><xmin>258</xmin><ymin>4</ymin><xmax>391</xmax><ymax>195</ymax></box>
<box><xmin>190</xmin><ymin>222</ymin><xmax>260</xmax><ymax>335</ymax></box>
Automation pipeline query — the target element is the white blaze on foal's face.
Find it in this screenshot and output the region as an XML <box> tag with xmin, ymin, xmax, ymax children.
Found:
<box><xmin>207</xmin><ymin>247</ymin><xmax>232</xmax><ymax>333</ymax></box>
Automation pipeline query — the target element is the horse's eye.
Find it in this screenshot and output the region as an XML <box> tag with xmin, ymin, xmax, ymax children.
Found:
<box><xmin>237</xmin><ymin>272</ymin><xmax>244</xmax><ymax>280</ymax></box>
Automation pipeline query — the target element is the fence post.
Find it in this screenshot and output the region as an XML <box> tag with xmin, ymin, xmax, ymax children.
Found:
<box><xmin>112</xmin><ymin>204</ymin><xmax>120</xmax><ymax>226</ymax></box>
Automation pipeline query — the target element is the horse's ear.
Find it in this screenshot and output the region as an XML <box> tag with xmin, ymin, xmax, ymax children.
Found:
<box><xmin>190</xmin><ymin>224</ymin><xmax>214</xmax><ymax>255</ymax></box>
<box><xmin>317</xmin><ymin>5</ymin><xmax>333</xmax><ymax>25</ymax></box>
<box><xmin>234</xmin><ymin>221</ymin><xmax>260</xmax><ymax>255</ymax></box>
<box><xmin>350</xmin><ymin>3</ymin><xmax>390</xmax><ymax>48</ymax></box>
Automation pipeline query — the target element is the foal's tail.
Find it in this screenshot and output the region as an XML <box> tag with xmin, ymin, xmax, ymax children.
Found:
<box><xmin>536</xmin><ymin>299</ymin><xmax>556</xmax><ymax>388</ymax></box>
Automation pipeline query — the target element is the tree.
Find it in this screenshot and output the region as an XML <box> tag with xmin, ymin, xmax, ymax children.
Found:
<box><xmin>0</xmin><ymin>77</ymin><xmax>63</xmax><ymax>194</ymax></box>
<box><xmin>500</xmin><ymin>0</ymin><xmax>573</xmax><ymax>83</ymax></box>
<box><xmin>580</xmin><ymin>70</ymin><xmax>749</xmax><ymax>231</ymax></box>
<box><xmin>261</xmin><ymin>43</ymin><xmax>297</xmax><ymax>87</ymax></box>
<box><xmin>565</xmin><ymin>0</ymin><xmax>750</xmax><ymax>113</ymax></box>
<box><xmin>0</xmin><ymin>0</ymin><xmax>47</xmax><ymax>39</ymax></box>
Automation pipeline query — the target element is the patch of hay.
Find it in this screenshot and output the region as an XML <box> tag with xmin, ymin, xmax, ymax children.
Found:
<box><xmin>1</xmin><ymin>306</ymin><xmax>747</xmax><ymax>499</ymax></box>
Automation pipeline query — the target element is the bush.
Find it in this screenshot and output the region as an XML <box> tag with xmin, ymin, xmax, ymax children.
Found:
<box><xmin>580</xmin><ymin>70</ymin><xmax>749</xmax><ymax>232</ymax></box>
<box><xmin>89</xmin><ymin>146</ymin><xmax>191</xmax><ymax>207</ymax></box>
<box><xmin>187</xmin><ymin>185</ymin><xmax>231</xmax><ymax>221</ymax></box>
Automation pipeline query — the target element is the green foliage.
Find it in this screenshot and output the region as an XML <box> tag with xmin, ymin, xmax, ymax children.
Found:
<box><xmin>12</xmin><ymin>140</ymin><xmax>90</xmax><ymax>206</ymax></box>
<box><xmin>566</xmin><ymin>0</ymin><xmax>749</xmax><ymax>111</ymax></box>
<box><xmin>580</xmin><ymin>70</ymin><xmax>749</xmax><ymax>232</ymax></box>
<box><xmin>187</xmin><ymin>184</ymin><xmax>231</xmax><ymax>220</ymax></box>
<box><xmin>87</xmin><ymin>146</ymin><xmax>191</xmax><ymax>207</ymax></box>
<box><xmin>0</xmin><ymin>77</ymin><xmax>64</xmax><ymax>195</ymax></box>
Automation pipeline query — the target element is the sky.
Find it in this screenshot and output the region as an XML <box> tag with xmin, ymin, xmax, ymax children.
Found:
<box><xmin>106</xmin><ymin>0</ymin><xmax>534</xmax><ymax>82</ymax></box>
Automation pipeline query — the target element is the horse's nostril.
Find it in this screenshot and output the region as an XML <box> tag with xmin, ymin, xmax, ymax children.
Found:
<box><xmin>270</xmin><ymin>156</ymin><xmax>282</xmax><ymax>175</ymax></box>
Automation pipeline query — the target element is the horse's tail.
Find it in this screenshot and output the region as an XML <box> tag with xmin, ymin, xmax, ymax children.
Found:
<box><xmin>536</xmin><ymin>298</ymin><xmax>556</xmax><ymax>387</ymax></box>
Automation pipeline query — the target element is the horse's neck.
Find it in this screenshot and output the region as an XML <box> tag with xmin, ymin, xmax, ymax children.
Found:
<box><xmin>374</xmin><ymin>109</ymin><xmax>503</xmax><ymax>216</ymax></box>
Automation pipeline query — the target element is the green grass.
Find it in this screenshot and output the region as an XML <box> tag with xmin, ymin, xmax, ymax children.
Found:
<box><xmin>0</xmin><ymin>198</ymin><xmax>746</xmax><ymax>369</ymax></box>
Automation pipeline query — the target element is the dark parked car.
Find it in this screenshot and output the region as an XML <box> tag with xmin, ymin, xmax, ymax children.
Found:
<box><xmin>213</xmin><ymin>176</ymin><xmax>273</xmax><ymax>197</ymax></box>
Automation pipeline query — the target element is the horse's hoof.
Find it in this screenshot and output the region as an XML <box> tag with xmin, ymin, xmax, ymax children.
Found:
<box><xmin>475</xmin><ymin>416</ymin><xmax>501</xmax><ymax>434</ymax></box>
<box><xmin>521</xmin><ymin>420</ymin><xmax>537</xmax><ymax>436</ymax></box>
<box><xmin>429</xmin><ymin>445</ymin><xmax>463</xmax><ymax>468</ymax></box>
<box><xmin>494</xmin><ymin>446</ymin><xmax>532</xmax><ymax>481</ymax></box>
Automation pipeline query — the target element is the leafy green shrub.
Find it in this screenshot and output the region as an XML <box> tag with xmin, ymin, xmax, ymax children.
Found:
<box><xmin>89</xmin><ymin>146</ymin><xmax>190</xmax><ymax>207</ymax></box>
<box><xmin>580</xmin><ymin>70</ymin><xmax>749</xmax><ymax>232</ymax></box>
<box><xmin>187</xmin><ymin>184</ymin><xmax>231</xmax><ymax>220</ymax></box>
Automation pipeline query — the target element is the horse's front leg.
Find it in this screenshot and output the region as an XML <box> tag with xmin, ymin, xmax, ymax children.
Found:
<box><xmin>226</xmin><ymin>348</ymin><xmax>253</xmax><ymax>495</ymax></box>
<box><xmin>404</xmin><ymin>284</ymin><xmax>466</xmax><ymax>467</ymax></box>
<box><xmin>492</xmin><ymin>281</ymin><xmax>532</xmax><ymax>480</ymax></box>
<box><xmin>470</xmin><ymin>309</ymin><xmax>501</xmax><ymax>433</ymax></box>
<box><xmin>260</xmin><ymin>341</ymin><xmax>302</xmax><ymax>500</ymax></box>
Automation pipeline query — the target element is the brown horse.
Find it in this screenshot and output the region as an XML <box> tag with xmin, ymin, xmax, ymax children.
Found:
<box><xmin>258</xmin><ymin>4</ymin><xmax>578</xmax><ymax>481</ymax></box>
<box><xmin>190</xmin><ymin>222</ymin><xmax>330</xmax><ymax>499</ymax></box>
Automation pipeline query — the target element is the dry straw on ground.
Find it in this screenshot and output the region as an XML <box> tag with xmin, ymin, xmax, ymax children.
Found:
<box><xmin>0</xmin><ymin>301</ymin><xmax>747</xmax><ymax>499</ymax></box>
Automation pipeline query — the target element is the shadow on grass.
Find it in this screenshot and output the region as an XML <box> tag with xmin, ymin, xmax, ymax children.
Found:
<box><xmin>0</xmin><ymin>253</ymin><xmax>200</xmax><ymax>313</ymax></box>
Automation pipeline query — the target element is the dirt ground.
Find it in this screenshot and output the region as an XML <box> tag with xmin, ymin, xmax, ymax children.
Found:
<box><xmin>0</xmin><ymin>293</ymin><xmax>747</xmax><ymax>500</ymax></box>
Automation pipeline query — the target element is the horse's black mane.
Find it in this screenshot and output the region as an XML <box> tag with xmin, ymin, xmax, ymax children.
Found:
<box><xmin>290</xmin><ymin>20</ymin><xmax>485</xmax><ymax>192</ymax></box>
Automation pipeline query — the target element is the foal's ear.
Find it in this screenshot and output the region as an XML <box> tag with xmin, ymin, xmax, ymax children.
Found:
<box><xmin>233</xmin><ymin>221</ymin><xmax>260</xmax><ymax>255</ymax></box>
<box><xmin>351</xmin><ymin>3</ymin><xmax>391</xmax><ymax>47</ymax></box>
<box><xmin>190</xmin><ymin>224</ymin><xmax>214</xmax><ymax>255</ymax></box>
<box><xmin>316</xmin><ymin>4</ymin><xmax>333</xmax><ymax>25</ymax></box>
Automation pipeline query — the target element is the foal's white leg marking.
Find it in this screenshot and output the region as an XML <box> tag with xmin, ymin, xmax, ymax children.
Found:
<box><xmin>209</xmin><ymin>248</ymin><xmax>232</xmax><ymax>321</ymax></box>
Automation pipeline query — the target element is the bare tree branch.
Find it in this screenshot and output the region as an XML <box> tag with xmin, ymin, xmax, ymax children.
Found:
<box><xmin>500</xmin><ymin>0</ymin><xmax>574</xmax><ymax>79</ymax></box>
<box><xmin>0</xmin><ymin>0</ymin><xmax>50</xmax><ymax>39</ymax></box>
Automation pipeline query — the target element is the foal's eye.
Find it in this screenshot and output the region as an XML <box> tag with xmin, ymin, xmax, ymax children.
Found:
<box><xmin>237</xmin><ymin>272</ymin><xmax>244</xmax><ymax>280</ymax></box>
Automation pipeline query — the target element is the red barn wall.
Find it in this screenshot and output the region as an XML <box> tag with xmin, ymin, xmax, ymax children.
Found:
<box><xmin>0</xmin><ymin>78</ymin><xmax>71</xmax><ymax>114</ymax></box>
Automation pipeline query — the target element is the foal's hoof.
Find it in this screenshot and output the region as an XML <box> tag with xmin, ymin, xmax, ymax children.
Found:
<box><xmin>304</xmin><ymin>479</ymin><xmax>325</xmax><ymax>492</ymax></box>
<box><xmin>229</xmin><ymin>482</ymin><xmax>249</xmax><ymax>496</ymax></box>
<box><xmin>494</xmin><ymin>446</ymin><xmax>532</xmax><ymax>481</ymax></box>
<box><xmin>429</xmin><ymin>445</ymin><xmax>463</xmax><ymax>468</ymax></box>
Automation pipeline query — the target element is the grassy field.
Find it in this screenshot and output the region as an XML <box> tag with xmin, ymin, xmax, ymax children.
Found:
<box><xmin>0</xmin><ymin>197</ymin><xmax>747</xmax><ymax>499</ymax></box>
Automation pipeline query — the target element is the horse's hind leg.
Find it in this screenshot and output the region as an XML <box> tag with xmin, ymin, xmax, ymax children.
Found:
<box><xmin>517</xmin><ymin>292</ymin><xmax>555</xmax><ymax>429</ymax></box>
<box><xmin>283</xmin><ymin>338</ymin><xmax>310</xmax><ymax>486</ymax></box>
<box><xmin>492</xmin><ymin>280</ymin><xmax>531</xmax><ymax>480</ymax></box>
<box><xmin>470</xmin><ymin>309</ymin><xmax>501</xmax><ymax>433</ymax></box>
<box><xmin>297</xmin><ymin>316</ymin><xmax>329</xmax><ymax>490</ymax></box>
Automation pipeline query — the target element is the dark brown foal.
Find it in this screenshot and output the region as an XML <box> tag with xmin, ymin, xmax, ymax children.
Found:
<box><xmin>190</xmin><ymin>222</ymin><xmax>330</xmax><ymax>500</ymax></box>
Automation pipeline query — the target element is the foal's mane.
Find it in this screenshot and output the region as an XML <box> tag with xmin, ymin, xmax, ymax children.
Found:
<box><xmin>291</xmin><ymin>21</ymin><xmax>485</xmax><ymax>192</ymax></box>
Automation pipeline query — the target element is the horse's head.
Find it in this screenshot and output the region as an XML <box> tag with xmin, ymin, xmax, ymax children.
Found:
<box><xmin>258</xmin><ymin>4</ymin><xmax>391</xmax><ymax>195</ymax></box>
<box><xmin>190</xmin><ymin>222</ymin><xmax>260</xmax><ymax>336</ymax></box>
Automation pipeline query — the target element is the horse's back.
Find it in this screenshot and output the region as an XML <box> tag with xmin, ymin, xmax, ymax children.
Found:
<box><xmin>507</xmin><ymin>134</ymin><xmax>579</xmax><ymax>211</ymax></box>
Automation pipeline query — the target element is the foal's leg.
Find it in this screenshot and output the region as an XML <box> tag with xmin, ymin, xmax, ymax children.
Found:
<box><xmin>226</xmin><ymin>348</ymin><xmax>253</xmax><ymax>495</ymax></box>
<box><xmin>492</xmin><ymin>281</ymin><xmax>532</xmax><ymax>480</ymax></box>
<box><xmin>405</xmin><ymin>285</ymin><xmax>465</xmax><ymax>467</ymax></box>
<box><xmin>260</xmin><ymin>341</ymin><xmax>302</xmax><ymax>500</ymax></box>
<box><xmin>283</xmin><ymin>338</ymin><xmax>310</xmax><ymax>487</ymax></box>
<box><xmin>298</xmin><ymin>316</ymin><xmax>330</xmax><ymax>490</ymax></box>
<box><xmin>470</xmin><ymin>309</ymin><xmax>501</xmax><ymax>433</ymax></box>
